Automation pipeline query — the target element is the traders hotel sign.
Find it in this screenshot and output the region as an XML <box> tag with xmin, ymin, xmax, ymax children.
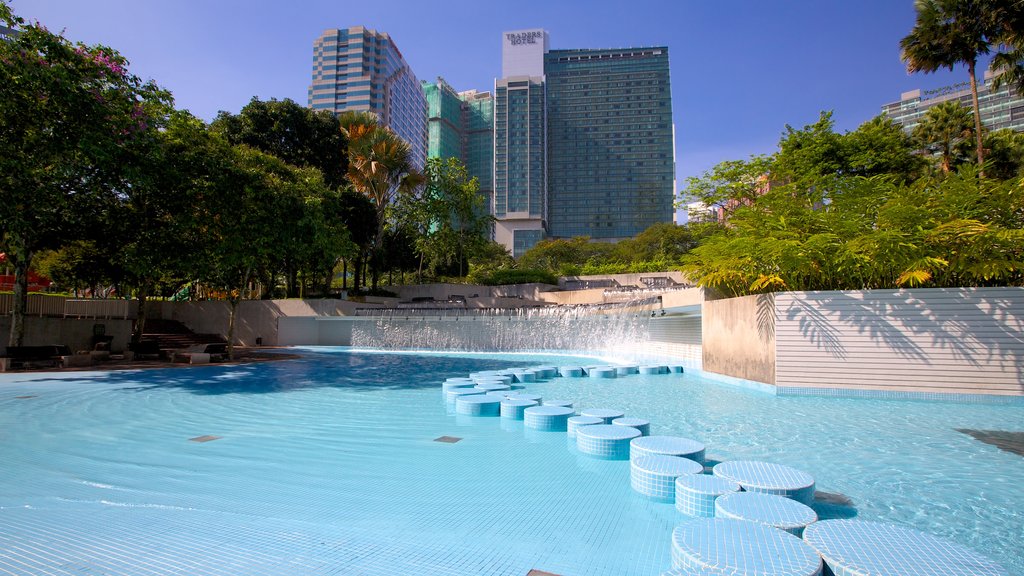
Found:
<box><xmin>506</xmin><ymin>31</ymin><xmax>544</xmax><ymax>45</ymax></box>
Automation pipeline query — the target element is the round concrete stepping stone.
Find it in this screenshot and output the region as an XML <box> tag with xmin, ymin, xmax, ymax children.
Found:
<box><xmin>631</xmin><ymin>436</ymin><xmax>705</xmax><ymax>464</ymax></box>
<box><xmin>580</xmin><ymin>408</ymin><xmax>625</xmax><ymax>424</ymax></box>
<box><xmin>532</xmin><ymin>366</ymin><xmax>557</xmax><ymax>379</ymax></box>
<box><xmin>713</xmin><ymin>461</ymin><xmax>816</xmax><ymax>505</ymax></box>
<box><xmin>455</xmin><ymin>395</ymin><xmax>501</xmax><ymax>416</ymax></box>
<box><xmin>524</xmin><ymin>405</ymin><xmax>575</xmax><ymax>431</ymax></box>
<box><xmin>715</xmin><ymin>492</ymin><xmax>818</xmax><ymax>536</ymax></box>
<box><xmin>543</xmin><ymin>400</ymin><xmax>573</xmax><ymax>408</ymax></box>
<box><xmin>473</xmin><ymin>383</ymin><xmax>511</xmax><ymax>392</ymax></box>
<box><xmin>484</xmin><ymin>392</ymin><xmax>513</xmax><ymax>401</ymax></box>
<box><xmin>588</xmin><ymin>366</ymin><xmax>617</xmax><ymax>378</ymax></box>
<box><xmin>671</xmin><ymin>518</ymin><xmax>823</xmax><ymax>576</ymax></box>
<box><xmin>473</xmin><ymin>375</ymin><xmax>512</xmax><ymax>385</ymax></box>
<box><xmin>615</xmin><ymin>365</ymin><xmax>639</xmax><ymax>376</ymax></box>
<box><xmin>639</xmin><ymin>365</ymin><xmax>665</xmax><ymax>375</ymax></box>
<box><xmin>567</xmin><ymin>415</ymin><xmax>603</xmax><ymax>438</ymax></box>
<box><xmin>506</xmin><ymin>392</ymin><xmax>542</xmax><ymax>403</ymax></box>
<box><xmin>442</xmin><ymin>380</ymin><xmax>477</xmax><ymax>391</ymax></box>
<box><xmin>675</xmin><ymin>474</ymin><xmax>741</xmax><ymax>517</ymax></box>
<box><xmin>500</xmin><ymin>398</ymin><xmax>538</xmax><ymax>420</ymax></box>
<box><xmin>576</xmin><ymin>424</ymin><xmax>642</xmax><ymax>459</ymax></box>
<box><xmin>630</xmin><ymin>454</ymin><xmax>703</xmax><ymax>501</ymax></box>
<box><xmin>558</xmin><ymin>366</ymin><xmax>584</xmax><ymax>377</ymax></box>
<box><xmin>445</xmin><ymin>388</ymin><xmax>486</xmax><ymax>403</ymax></box>
<box><xmin>510</xmin><ymin>370</ymin><xmax>536</xmax><ymax>383</ymax></box>
<box><xmin>613</xmin><ymin>417</ymin><xmax>650</xmax><ymax>436</ymax></box>
<box><xmin>669</xmin><ymin>365</ymin><xmax>685</xmax><ymax>373</ymax></box>
<box><xmin>803</xmin><ymin>519</ymin><xmax>1007</xmax><ymax>576</ymax></box>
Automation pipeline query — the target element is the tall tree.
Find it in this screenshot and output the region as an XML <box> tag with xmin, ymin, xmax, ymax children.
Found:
<box><xmin>212</xmin><ymin>97</ymin><xmax>348</xmax><ymax>189</ymax></box>
<box><xmin>900</xmin><ymin>0</ymin><xmax>1005</xmax><ymax>173</ymax></box>
<box><xmin>912</xmin><ymin>100</ymin><xmax>975</xmax><ymax>173</ymax></box>
<box><xmin>0</xmin><ymin>5</ymin><xmax>170</xmax><ymax>345</ymax></box>
<box><xmin>339</xmin><ymin>111</ymin><xmax>423</xmax><ymax>290</ymax></box>
<box><xmin>397</xmin><ymin>157</ymin><xmax>492</xmax><ymax>278</ymax></box>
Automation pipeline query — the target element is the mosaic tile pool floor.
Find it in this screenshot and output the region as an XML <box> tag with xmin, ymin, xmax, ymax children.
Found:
<box><xmin>1</xmin><ymin>348</ymin><xmax>1022</xmax><ymax>575</ymax></box>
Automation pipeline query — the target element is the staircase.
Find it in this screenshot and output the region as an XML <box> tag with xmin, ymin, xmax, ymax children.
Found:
<box><xmin>141</xmin><ymin>318</ymin><xmax>226</xmax><ymax>350</ymax></box>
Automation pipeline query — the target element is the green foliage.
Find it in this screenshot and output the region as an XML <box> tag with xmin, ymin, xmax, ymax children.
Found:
<box><xmin>212</xmin><ymin>97</ymin><xmax>348</xmax><ymax>190</ymax></box>
<box><xmin>396</xmin><ymin>157</ymin><xmax>492</xmax><ymax>278</ymax></box>
<box><xmin>900</xmin><ymin>0</ymin><xmax>1016</xmax><ymax>169</ymax></box>
<box><xmin>476</xmin><ymin>269</ymin><xmax>558</xmax><ymax>286</ymax></box>
<box><xmin>681</xmin><ymin>168</ymin><xmax>1024</xmax><ymax>296</ymax></box>
<box><xmin>466</xmin><ymin>241</ymin><xmax>515</xmax><ymax>284</ymax></box>
<box><xmin>0</xmin><ymin>6</ymin><xmax>172</xmax><ymax>344</ymax></box>
<box><xmin>518</xmin><ymin>237</ymin><xmax>617</xmax><ymax>276</ymax></box>
<box><xmin>912</xmin><ymin>101</ymin><xmax>974</xmax><ymax>173</ymax></box>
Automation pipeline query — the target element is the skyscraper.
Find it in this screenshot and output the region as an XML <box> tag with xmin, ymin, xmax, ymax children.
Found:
<box><xmin>492</xmin><ymin>29</ymin><xmax>676</xmax><ymax>256</ymax></box>
<box><xmin>545</xmin><ymin>47</ymin><xmax>674</xmax><ymax>240</ymax></box>
<box><xmin>309</xmin><ymin>26</ymin><xmax>427</xmax><ymax>169</ymax></box>
<box><xmin>422</xmin><ymin>78</ymin><xmax>494</xmax><ymax>213</ymax></box>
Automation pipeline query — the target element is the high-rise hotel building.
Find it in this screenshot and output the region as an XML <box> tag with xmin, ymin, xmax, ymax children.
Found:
<box><xmin>882</xmin><ymin>69</ymin><xmax>1024</xmax><ymax>134</ymax></box>
<box><xmin>309</xmin><ymin>26</ymin><xmax>427</xmax><ymax>169</ymax></box>
<box><xmin>493</xmin><ymin>29</ymin><xmax>676</xmax><ymax>256</ymax></box>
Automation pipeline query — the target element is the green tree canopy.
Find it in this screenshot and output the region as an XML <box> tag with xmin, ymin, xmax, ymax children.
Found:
<box><xmin>912</xmin><ymin>100</ymin><xmax>975</xmax><ymax>173</ymax></box>
<box><xmin>0</xmin><ymin>5</ymin><xmax>171</xmax><ymax>345</ymax></box>
<box><xmin>212</xmin><ymin>97</ymin><xmax>348</xmax><ymax>189</ymax></box>
<box><xmin>900</xmin><ymin>0</ymin><xmax>1011</xmax><ymax>171</ymax></box>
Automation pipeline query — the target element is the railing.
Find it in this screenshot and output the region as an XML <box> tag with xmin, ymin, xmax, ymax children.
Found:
<box><xmin>0</xmin><ymin>294</ymin><xmax>67</xmax><ymax>317</ymax></box>
<box><xmin>64</xmin><ymin>299</ymin><xmax>132</xmax><ymax>319</ymax></box>
<box><xmin>0</xmin><ymin>295</ymin><xmax>132</xmax><ymax>319</ymax></box>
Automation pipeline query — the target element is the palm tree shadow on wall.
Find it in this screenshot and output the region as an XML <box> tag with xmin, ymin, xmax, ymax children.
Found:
<box><xmin>779</xmin><ymin>289</ymin><xmax>1024</xmax><ymax>388</ymax></box>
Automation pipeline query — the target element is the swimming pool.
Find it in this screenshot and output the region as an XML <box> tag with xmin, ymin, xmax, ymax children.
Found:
<box><xmin>0</xmin><ymin>348</ymin><xmax>1021</xmax><ymax>575</ymax></box>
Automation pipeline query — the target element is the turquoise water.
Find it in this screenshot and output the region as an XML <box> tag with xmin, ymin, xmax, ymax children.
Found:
<box><xmin>0</xmin><ymin>348</ymin><xmax>1021</xmax><ymax>575</ymax></box>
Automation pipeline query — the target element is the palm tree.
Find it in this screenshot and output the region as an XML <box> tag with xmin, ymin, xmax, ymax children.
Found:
<box><xmin>338</xmin><ymin>111</ymin><xmax>423</xmax><ymax>289</ymax></box>
<box><xmin>900</xmin><ymin>0</ymin><xmax>1005</xmax><ymax>173</ymax></box>
<box><xmin>912</xmin><ymin>100</ymin><xmax>975</xmax><ymax>173</ymax></box>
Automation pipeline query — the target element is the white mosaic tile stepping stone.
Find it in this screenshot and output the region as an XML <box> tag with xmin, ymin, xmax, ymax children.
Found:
<box><xmin>713</xmin><ymin>460</ymin><xmax>815</xmax><ymax>505</ymax></box>
<box><xmin>567</xmin><ymin>415</ymin><xmax>602</xmax><ymax>438</ymax></box>
<box><xmin>580</xmin><ymin>408</ymin><xmax>624</xmax><ymax>424</ymax></box>
<box><xmin>630</xmin><ymin>454</ymin><xmax>703</xmax><ymax>501</ymax></box>
<box><xmin>455</xmin><ymin>395</ymin><xmax>501</xmax><ymax>416</ymax></box>
<box><xmin>524</xmin><ymin>405</ymin><xmax>575</xmax><ymax>431</ymax></box>
<box><xmin>576</xmin><ymin>424</ymin><xmax>642</xmax><ymax>459</ymax></box>
<box><xmin>675</xmin><ymin>474</ymin><xmax>741</xmax><ymax>517</ymax></box>
<box><xmin>671</xmin><ymin>518</ymin><xmax>823</xmax><ymax>576</ymax></box>
<box><xmin>499</xmin><ymin>398</ymin><xmax>538</xmax><ymax>419</ymax></box>
<box><xmin>612</xmin><ymin>417</ymin><xmax>650</xmax><ymax>436</ymax></box>
<box><xmin>803</xmin><ymin>519</ymin><xmax>1007</xmax><ymax>576</ymax></box>
<box><xmin>714</xmin><ymin>492</ymin><xmax>817</xmax><ymax>536</ymax></box>
<box><xmin>631</xmin><ymin>436</ymin><xmax>705</xmax><ymax>463</ymax></box>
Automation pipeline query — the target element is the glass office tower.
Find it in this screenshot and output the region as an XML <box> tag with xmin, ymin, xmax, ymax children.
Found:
<box><xmin>309</xmin><ymin>26</ymin><xmax>427</xmax><ymax>169</ymax></box>
<box><xmin>545</xmin><ymin>47</ymin><xmax>674</xmax><ymax>240</ymax></box>
<box><xmin>422</xmin><ymin>78</ymin><xmax>495</xmax><ymax>216</ymax></box>
<box><xmin>492</xmin><ymin>29</ymin><xmax>676</xmax><ymax>256</ymax></box>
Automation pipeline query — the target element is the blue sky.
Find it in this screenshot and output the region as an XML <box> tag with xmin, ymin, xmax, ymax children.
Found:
<box><xmin>12</xmin><ymin>0</ymin><xmax>975</xmax><ymax>193</ymax></box>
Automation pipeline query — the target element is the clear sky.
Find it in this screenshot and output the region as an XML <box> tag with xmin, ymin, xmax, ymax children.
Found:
<box><xmin>11</xmin><ymin>0</ymin><xmax>977</xmax><ymax>194</ymax></box>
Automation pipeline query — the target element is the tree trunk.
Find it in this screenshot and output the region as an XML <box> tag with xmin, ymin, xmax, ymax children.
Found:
<box><xmin>342</xmin><ymin>260</ymin><xmax>348</xmax><ymax>290</ymax></box>
<box><xmin>7</xmin><ymin>249</ymin><xmax>30</xmax><ymax>347</ymax></box>
<box><xmin>968</xmin><ymin>60</ymin><xmax>985</xmax><ymax>176</ymax></box>
<box><xmin>227</xmin><ymin>297</ymin><xmax>239</xmax><ymax>361</ymax></box>
<box><xmin>132</xmin><ymin>282</ymin><xmax>150</xmax><ymax>345</ymax></box>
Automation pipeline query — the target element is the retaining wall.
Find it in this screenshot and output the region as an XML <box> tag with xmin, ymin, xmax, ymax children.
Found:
<box><xmin>0</xmin><ymin>317</ymin><xmax>133</xmax><ymax>352</ymax></box>
<box><xmin>773</xmin><ymin>288</ymin><xmax>1024</xmax><ymax>396</ymax></box>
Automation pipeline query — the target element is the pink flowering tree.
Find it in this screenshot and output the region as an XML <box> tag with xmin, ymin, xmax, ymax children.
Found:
<box><xmin>0</xmin><ymin>5</ymin><xmax>170</xmax><ymax>346</ymax></box>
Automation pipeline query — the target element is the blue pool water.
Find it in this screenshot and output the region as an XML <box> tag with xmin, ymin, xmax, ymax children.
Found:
<box><xmin>0</xmin><ymin>348</ymin><xmax>1021</xmax><ymax>575</ymax></box>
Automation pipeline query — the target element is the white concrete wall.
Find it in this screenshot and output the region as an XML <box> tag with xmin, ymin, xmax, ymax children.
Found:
<box><xmin>773</xmin><ymin>288</ymin><xmax>1024</xmax><ymax>396</ymax></box>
